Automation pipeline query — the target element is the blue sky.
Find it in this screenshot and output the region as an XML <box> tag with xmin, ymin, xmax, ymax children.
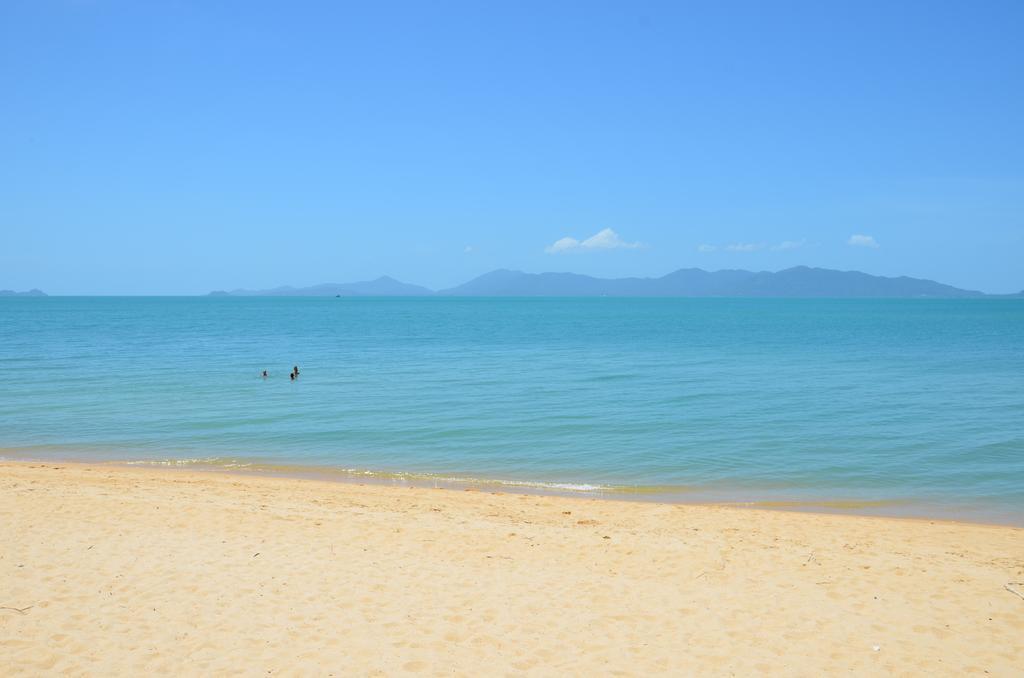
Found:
<box><xmin>2</xmin><ymin>1</ymin><xmax>1022</xmax><ymax>294</ymax></box>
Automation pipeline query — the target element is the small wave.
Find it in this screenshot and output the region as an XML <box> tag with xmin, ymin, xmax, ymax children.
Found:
<box><xmin>330</xmin><ymin>468</ymin><xmax>614</xmax><ymax>493</ymax></box>
<box><xmin>496</xmin><ymin>480</ymin><xmax>608</xmax><ymax>492</ymax></box>
<box><xmin>122</xmin><ymin>457</ymin><xmax>254</xmax><ymax>470</ymax></box>
<box><xmin>112</xmin><ymin>457</ymin><xmax>615</xmax><ymax>493</ymax></box>
<box><xmin>727</xmin><ymin>499</ymin><xmax>910</xmax><ymax>510</ymax></box>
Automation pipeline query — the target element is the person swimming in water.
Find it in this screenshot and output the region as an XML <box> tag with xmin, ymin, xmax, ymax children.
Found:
<box><xmin>292</xmin><ymin>365</ymin><xmax>300</xmax><ymax>377</ymax></box>
<box><xmin>262</xmin><ymin>370</ymin><xmax>268</xmax><ymax>378</ymax></box>
<box><xmin>290</xmin><ymin>372</ymin><xmax>295</xmax><ymax>381</ymax></box>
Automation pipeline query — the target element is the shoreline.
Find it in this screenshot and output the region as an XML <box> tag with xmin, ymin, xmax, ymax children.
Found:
<box><xmin>3</xmin><ymin>450</ymin><xmax>1022</xmax><ymax>528</ymax></box>
<box><xmin>4</xmin><ymin>460</ymin><xmax>1023</xmax><ymax>674</ymax></box>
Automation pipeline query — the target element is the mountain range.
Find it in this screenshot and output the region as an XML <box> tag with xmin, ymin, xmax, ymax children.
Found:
<box><xmin>208</xmin><ymin>267</ymin><xmax>1023</xmax><ymax>298</ymax></box>
<box><xmin>0</xmin><ymin>289</ymin><xmax>47</xmax><ymax>297</ymax></box>
<box><xmin>209</xmin><ymin>276</ymin><xmax>430</xmax><ymax>297</ymax></box>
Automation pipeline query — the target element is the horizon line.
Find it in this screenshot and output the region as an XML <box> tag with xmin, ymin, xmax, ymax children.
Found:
<box><xmin>6</xmin><ymin>263</ymin><xmax>1024</xmax><ymax>297</ymax></box>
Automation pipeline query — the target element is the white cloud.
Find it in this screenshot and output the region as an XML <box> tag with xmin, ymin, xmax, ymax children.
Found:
<box><xmin>546</xmin><ymin>237</ymin><xmax>581</xmax><ymax>254</ymax></box>
<box><xmin>725</xmin><ymin>242</ymin><xmax>766</xmax><ymax>252</ymax></box>
<box><xmin>698</xmin><ymin>239</ymin><xmax>809</xmax><ymax>253</ymax></box>
<box><xmin>463</xmin><ymin>245</ymin><xmax>474</xmax><ymax>253</ymax></box>
<box><xmin>848</xmin><ymin>234</ymin><xmax>880</xmax><ymax>248</ymax></box>
<box><xmin>545</xmin><ymin>228</ymin><xmax>642</xmax><ymax>254</ymax></box>
<box><xmin>771</xmin><ymin>239</ymin><xmax>807</xmax><ymax>251</ymax></box>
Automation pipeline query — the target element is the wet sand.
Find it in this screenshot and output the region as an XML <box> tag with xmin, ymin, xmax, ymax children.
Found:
<box><xmin>2</xmin><ymin>461</ymin><xmax>1022</xmax><ymax>675</ymax></box>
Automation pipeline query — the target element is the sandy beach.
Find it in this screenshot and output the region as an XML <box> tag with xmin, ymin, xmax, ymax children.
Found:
<box><xmin>2</xmin><ymin>462</ymin><xmax>1022</xmax><ymax>675</ymax></box>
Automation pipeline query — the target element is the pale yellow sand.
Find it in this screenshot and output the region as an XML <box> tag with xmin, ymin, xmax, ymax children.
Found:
<box><xmin>2</xmin><ymin>462</ymin><xmax>1023</xmax><ymax>676</ymax></box>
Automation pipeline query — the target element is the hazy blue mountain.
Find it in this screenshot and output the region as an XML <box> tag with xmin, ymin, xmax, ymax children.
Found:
<box><xmin>439</xmin><ymin>266</ymin><xmax>986</xmax><ymax>298</ymax></box>
<box><xmin>730</xmin><ymin>266</ymin><xmax>983</xmax><ymax>298</ymax></box>
<box><xmin>209</xmin><ymin>276</ymin><xmax>432</xmax><ymax>297</ymax></box>
<box><xmin>435</xmin><ymin>269</ymin><xmax>639</xmax><ymax>296</ymax></box>
<box><xmin>0</xmin><ymin>288</ymin><xmax>47</xmax><ymax>297</ymax></box>
<box><xmin>208</xmin><ymin>267</ymin><xmax>999</xmax><ymax>298</ymax></box>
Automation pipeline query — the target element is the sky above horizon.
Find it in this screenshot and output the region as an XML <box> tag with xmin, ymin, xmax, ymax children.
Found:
<box><xmin>2</xmin><ymin>1</ymin><xmax>1022</xmax><ymax>295</ymax></box>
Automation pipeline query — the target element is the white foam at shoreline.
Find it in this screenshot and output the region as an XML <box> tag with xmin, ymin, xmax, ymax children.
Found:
<box><xmin>116</xmin><ymin>457</ymin><xmax>613</xmax><ymax>492</ymax></box>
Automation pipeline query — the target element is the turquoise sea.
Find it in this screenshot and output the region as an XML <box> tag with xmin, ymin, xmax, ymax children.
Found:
<box><xmin>1</xmin><ymin>297</ymin><xmax>1022</xmax><ymax>524</ymax></box>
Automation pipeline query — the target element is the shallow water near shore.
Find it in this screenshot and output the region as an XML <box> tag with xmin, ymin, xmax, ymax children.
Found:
<box><xmin>1</xmin><ymin>296</ymin><xmax>1022</xmax><ymax>524</ymax></box>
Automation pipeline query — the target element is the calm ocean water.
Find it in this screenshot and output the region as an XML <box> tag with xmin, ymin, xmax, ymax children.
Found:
<box><xmin>1</xmin><ymin>297</ymin><xmax>1022</xmax><ymax>523</ymax></box>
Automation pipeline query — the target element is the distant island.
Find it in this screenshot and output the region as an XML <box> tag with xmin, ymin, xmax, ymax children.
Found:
<box><xmin>0</xmin><ymin>288</ymin><xmax>47</xmax><ymax>297</ymax></box>
<box><xmin>208</xmin><ymin>267</ymin><xmax>1023</xmax><ymax>298</ymax></box>
<box><xmin>210</xmin><ymin>276</ymin><xmax>432</xmax><ymax>297</ymax></box>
